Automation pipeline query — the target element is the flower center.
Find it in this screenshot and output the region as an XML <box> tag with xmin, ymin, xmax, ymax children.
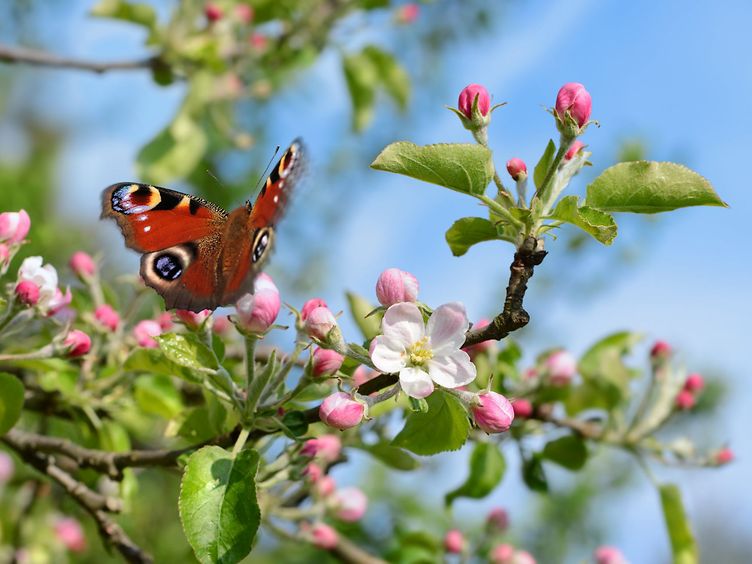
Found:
<box><xmin>407</xmin><ymin>336</ymin><xmax>433</xmax><ymax>367</ymax></box>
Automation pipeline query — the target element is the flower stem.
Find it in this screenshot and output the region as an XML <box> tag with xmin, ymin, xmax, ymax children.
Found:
<box><xmin>260</xmin><ymin>340</ymin><xmax>306</xmax><ymax>403</ymax></box>
<box><xmin>536</xmin><ymin>135</ymin><xmax>573</xmax><ymax>204</ymax></box>
<box><xmin>478</xmin><ymin>195</ymin><xmax>523</xmax><ymax>227</ymax></box>
<box><xmin>232</xmin><ymin>428</ymin><xmax>250</xmax><ymax>457</ymax></box>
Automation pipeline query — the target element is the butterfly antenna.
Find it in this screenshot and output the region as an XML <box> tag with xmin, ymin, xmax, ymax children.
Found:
<box><xmin>206</xmin><ymin>169</ymin><xmax>226</xmax><ymax>190</ymax></box>
<box><xmin>254</xmin><ymin>145</ymin><xmax>281</xmax><ymax>195</ymax></box>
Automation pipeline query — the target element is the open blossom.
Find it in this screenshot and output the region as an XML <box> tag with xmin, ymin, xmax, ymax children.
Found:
<box><xmin>333</xmin><ymin>487</ymin><xmax>368</xmax><ymax>522</ymax></box>
<box><xmin>17</xmin><ymin>256</ymin><xmax>58</xmax><ymax>311</ymax></box>
<box><xmin>472</xmin><ymin>392</ymin><xmax>514</xmax><ymax>433</ymax></box>
<box><xmin>444</xmin><ymin>529</ymin><xmax>465</xmax><ymax>554</ymax></box>
<box><xmin>134</xmin><ymin>320</ymin><xmax>161</xmax><ymax>348</ymax></box>
<box><xmin>301</xmin><ymin>435</ymin><xmax>342</xmax><ymax>462</ymax></box>
<box><xmin>458</xmin><ymin>84</ymin><xmax>491</xmax><ymax>119</ymax></box>
<box><xmin>54</xmin><ymin>517</ymin><xmax>86</xmax><ymax>552</ymax></box>
<box><xmin>47</xmin><ymin>287</ymin><xmax>73</xmax><ymax>317</ymax></box>
<box><xmin>319</xmin><ymin>393</ymin><xmax>364</xmax><ymax>430</ymax></box>
<box><xmin>235</xmin><ymin>273</ymin><xmax>280</xmax><ymax>333</ymax></box>
<box><xmin>94</xmin><ymin>305</ymin><xmax>120</xmax><ymax>332</ymax></box>
<box><xmin>370</xmin><ymin>302</ymin><xmax>476</xmax><ymax>399</ymax></box>
<box><xmin>64</xmin><ymin>330</ymin><xmax>91</xmax><ymax>357</ymax></box>
<box><xmin>312</xmin><ymin>347</ymin><xmax>344</xmax><ymax>377</ymax></box>
<box><xmin>375</xmin><ymin>268</ymin><xmax>419</xmax><ymax>306</ymax></box>
<box><xmin>0</xmin><ymin>210</ymin><xmax>30</xmax><ymax>243</ymax></box>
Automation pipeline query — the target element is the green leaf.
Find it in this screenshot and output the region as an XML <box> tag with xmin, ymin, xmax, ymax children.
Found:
<box><xmin>586</xmin><ymin>161</ymin><xmax>726</xmax><ymax>213</ymax></box>
<box><xmin>522</xmin><ymin>454</ymin><xmax>548</xmax><ymax>492</ymax></box>
<box><xmin>445</xmin><ymin>442</ymin><xmax>506</xmax><ymax>506</ymax></box>
<box><xmin>90</xmin><ymin>0</ymin><xmax>157</xmax><ymax>30</ymax></box>
<box><xmin>355</xmin><ymin>442</ymin><xmax>420</xmax><ymax>471</ymax></box>
<box><xmin>124</xmin><ymin>347</ymin><xmax>200</xmax><ymax>382</ymax></box>
<box><xmin>542</xmin><ymin>435</ymin><xmax>588</xmax><ymax>470</ymax></box>
<box><xmin>659</xmin><ymin>484</ymin><xmax>698</xmax><ymax>564</ymax></box>
<box><xmin>392</xmin><ymin>390</ymin><xmax>470</xmax><ymax>455</ymax></box>
<box><xmin>550</xmin><ymin>195</ymin><xmax>618</xmax><ymax>245</ymax></box>
<box><xmin>343</xmin><ymin>52</ymin><xmax>378</xmax><ymax>132</ymax></box>
<box><xmin>0</xmin><ymin>373</ymin><xmax>24</xmax><ymax>435</ymax></box>
<box><xmin>134</xmin><ymin>375</ymin><xmax>183</xmax><ymax>419</ymax></box>
<box><xmin>280</xmin><ymin>411</ymin><xmax>309</xmax><ymax>438</ymax></box>
<box><xmin>533</xmin><ymin>139</ymin><xmax>556</xmax><ymax>189</ymax></box>
<box><xmin>179</xmin><ymin>447</ymin><xmax>261</xmax><ymax>564</ymax></box>
<box><xmin>346</xmin><ymin>292</ymin><xmax>382</xmax><ymax>340</ymax></box>
<box><xmin>137</xmin><ymin>115</ymin><xmax>208</xmax><ymax>185</ymax></box>
<box><xmin>371</xmin><ymin>142</ymin><xmax>494</xmax><ymax>196</ymax></box>
<box><xmin>362</xmin><ymin>46</ymin><xmax>410</xmax><ymax>109</ymax></box>
<box><xmin>445</xmin><ymin>217</ymin><xmax>503</xmax><ymax>257</ymax></box>
<box><xmin>157</xmin><ymin>333</ymin><xmax>218</xmax><ymax>372</ymax></box>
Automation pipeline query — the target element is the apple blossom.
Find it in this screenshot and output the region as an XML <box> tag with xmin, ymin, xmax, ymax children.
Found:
<box><xmin>564</xmin><ymin>140</ymin><xmax>586</xmax><ymax>160</ymax></box>
<box><xmin>472</xmin><ymin>392</ymin><xmax>514</xmax><ymax>433</ymax></box>
<box><xmin>444</xmin><ymin>529</ymin><xmax>465</xmax><ymax>554</ymax></box>
<box><xmin>370</xmin><ymin>302</ymin><xmax>476</xmax><ymax>399</ymax></box>
<box><xmin>301</xmin><ymin>298</ymin><xmax>327</xmax><ymax>321</ymax></box>
<box><xmin>312</xmin><ymin>347</ymin><xmax>344</xmax><ymax>377</ymax></box>
<box><xmin>683</xmin><ymin>373</ymin><xmax>704</xmax><ymax>393</ymax></box>
<box><xmin>15</xmin><ymin>280</ymin><xmax>39</xmax><ymax>306</ymax></box>
<box><xmin>94</xmin><ymin>305</ymin><xmax>120</xmax><ymax>332</ymax></box>
<box><xmin>333</xmin><ymin>487</ymin><xmax>368</xmax><ymax>522</ymax></box>
<box><xmin>304</xmin><ymin>306</ymin><xmax>338</xmax><ymax>341</ymax></box>
<box><xmin>375</xmin><ymin>268</ymin><xmax>419</xmax><ymax>306</ymax></box>
<box><xmin>555</xmin><ymin>82</ymin><xmax>592</xmax><ymax>127</ymax></box>
<box><xmin>134</xmin><ymin>320</ymin><xmax>161</xmax><ymax>348</ymax></box>
<box><xmin>176</xmin><ymin>309</ymin><xmax>212</xmax><ymax>330</ymax></box>
<box><xmin>235</xmin><ymin>273</ymin><xmax>281</xmax><ymax>334</ymax></box>
<box><xmin>545</xmin><ymin>350</ymin><xmax>576</xmax><ymax>386</ymax></box>
<box><xmin>675</xmin><ymin>390</ymin><xmax>695</xmax><ymax>410</ymax></box>
<box><xmin>512</xmin><ymin>398</ymin><xmax>533</xmax><ymax>419</ymax></box>
<box><xmin>594</xmin><ymin>546</ymin><xmax>627</xmax><ymax>564</ymax></box>
<box><xmin>17</xmin><ymin>256</ymin><xmax>58</xmax><ymax>311</ymax></box>
<box><xmin>0</xmin><ymin>451</ymin><xmax>14</xmax><ymax>483</ymax></box>
<box><xmin>301</xmin><ymin>435</ymin><xmax>342</xmax><ymax>462</ymax></box>
<box><xmin>69</xmin><ymin>251</ymin><xmax>96</xmax><ymax>278</ymax></box>
<box><xmin>486</xmin><ymin>507</ymin><xmax>509</xmax><ymax>531</ymax></box>
<box><xmin>506</xmin><ymin>158</ymin><xmax>527</xmax><ymax>181</ymax></box>
<box><xmin>54</xmin><ymin>517</ymin><xmax>86</xmax><ymax>552</ymax></box>
<box><xmin>0</xmin><ymin>210</ymin><xmax>30</xmax><ymax>243</ymax></box>
<box><xmin>309</xmin><ymin>522</ymin><xmax>338</xmax><ymax>549</ymax></box>
<box><xmin>458</xmin><ymin>84</ymin><xmax>491</xmax><ymax>119</ymax></box>
<box><xmin>64</xmin><ymin>330</ymin><xmax>91</xmax><ymax>358</ymax></box>
<box><xmin>319</xmin><ymin>392</ymin><xmax>364</xmax><ymax>430</ymax></box>
<box><xmin>47</xmin><ymin>287</ymin><xmax>73</xmax><ymax>317</ymax></box>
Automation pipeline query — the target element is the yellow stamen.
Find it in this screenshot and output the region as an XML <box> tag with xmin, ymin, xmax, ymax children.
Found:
<box><xmin>408</xmin><ymin>336</ymin><xmax>433</xmax><ymax>366</ymax></box>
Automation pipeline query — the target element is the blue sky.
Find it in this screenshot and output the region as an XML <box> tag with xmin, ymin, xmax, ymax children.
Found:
<box><xmin>1</xmin><ymin>0</ymin><xmax>751</xmax><ymax>561</ymax></box>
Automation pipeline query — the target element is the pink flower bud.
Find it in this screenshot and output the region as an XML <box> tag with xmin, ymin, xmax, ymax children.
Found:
<box><xmin>0</xmin><ymin>210</ymin><xmax>30</xmax><ymax>244</ymax></box>
<box><xmin>333</xmin><ymin>487</ymin><xmax>368</xmax><ymax>522</ymax></box>
<box><xmin>683</xmin><ymin>373</ymin><xmax>704</xmax><ymax>393</ymax></box>
<box><xmin>176</xmin><ymin>309</ymin><xmax>212</xmax><ymax>330</ymax></box>
<box><xmin>302</xmin><ymin>463</ymin><xmax>323</xmax><ymax>483</ymax></box>
<box><xmin>594</xmin><ymin>546</ymin><xmax>627</xmax><ymax>564</ymax></box>
<box><xmin>309</xmin><ymin>522</ymin><xmax>338</xmax><ymax>549</ymax></box>
<box><xmin>545</xmin><ymin>350</ymin><xmax>577</xmax><ymax>386</ymax></box>
<box><xmin>472</xmin><ymin>392</ymin><xmax>514</xmax><ymax>433</ymax></box>
<box><xmin>714</xmin><ymin>447</ymin><xmax>734</xmax><ymax>465</ymax></box>
<box><xmin>0</xmin><ymin>451</ymin><xmax>14</xmax><ymax>483</ymax></box>
<box><xmin>54</xmin><ymin>517</ymin><xmax>86</xmax><ymax>552</ymax></box>
<box><xmin>555</xmin><ymin>82</ymin><xmax>592</xmax><ymax>127</ymax></box>
<box><xmin>352</xmin><ymin>366</ymin><xmax>379</xmax><ymax>387</ymax></box>
<box><xmin>458</xmin><ymin>84</ymin><xmax>491</xmax><ymax>119</ymax></box>
<box><xmin>375</xmin><ymin>268</ymin><xmax>419</xmax><ymax>307</ymax></box>
<box><xmin>650</xmin><ymin>340</ymin><xmax>672</xmax><ymax>359</ymax></box>
<box><xmin>301</xmin><ymin>435</ymin><xmax>342</xmax><ymax>462</ymax></box>
<box><xmin>486</xmin><ymin>507</ymin><xmax>509</xmax><ymax>531</ymax></box>
<box><xmin>319</xmin><ymin>392</ymin><xmax>364</xmax><ymax>430</ymax></box>
<box><xmin>491</xmin><ymin>543</ymin><xmax>515</xmax><ymax>564</ymax></box>
<box><xmin>204</xmin><ymin>3</ymin><xmax>222</xmax><ymax>22</ymax></box>
<box><xmin>0</xmin><ymin>243</ymin><xmax>9</xmax><ymax>267</ymax></box>
<box><xmin>564</xmin><ymin>140</ymin><xmax>586</xmax><ymax>160</ymax></box>
<box><xmin>305</xmin><ymin>306</ymin><xmax>338</xmax><ymax>340</ymax></box>
<box><xmin>94</xmin><ymin>304</ymin><xmax>120</xmax><ymax>332</ymax></box>
<box><xmin>301</xmin><ymin>298</ymin><xmax>328</xmax><ymax>321</ymax></box>
<box><xmin>15</xmin><ymin>280</ymin><xmax>39</xmax><ymax>306</ymax></box>
<box><xmin>157</xmin><ymin>312</ymin><xmax>174</xmax><ymax>331</ymax></box>
<box><xmin>134</xmin><ymin>320</ymin><xmax>162</xmax><ymax>348</ymax></box>
<box><xmin>69</xmin><ymin>251</ymin><xmax>96</xmax><ymax>278</ymax></box>
<box><xmin>395</xmin><ymin>3</ymin><xmax>419</xmax><ymax>24</ymax></box>
<box><xmin>250</xmin><ymin>33</ymin><xmax>268</xmax><ymax>50</ymax></box>
<box><xmin>675</xmin><ymin>390</ymin><xmax>695</xmax><ymax>410</ymax></box>
<box><xmin>511</xmin><ymin>398</ymin><xmax>533</xmax><ymax>419</ymax></box>
<box><xmin>463</xmin><ymin>318</ymin><xmax>494</xmax><ymax>359</ymax></box>
<box><xmin>315</xmin><ymin>475</ymin><xmax>336</xmax><ymax>497</ymax></box>
<box><xmin>234</xmin><ymin>4</ymin><xmax>253</xmax><ymax>23</ymax></box>
<box><xmin>64</xmin><ymin>330</ymin><xmax>91</xmax><ymax>358</ymax></box>
<box><xmin>213</xmin><ymin>315</ymin><xmax>232</xmax><ymax>336</ymax></box>
<box><xmin>444</xmin><ymin>529</ymin><xmax>465</xmax><ymax>554</ymax></box>
<box><xmin>235</xmin><ymin>274</ymin><xmax>281</xmax><ymax>334</ymax></box>
<box><xmin>312</xmin><ymin>347</ymin><xmax>344</xmax><ymax>377</ymax></box>
<box><xmin>506</xmin><ymin>158</ymin><xmax>527</xmax><ymax>181</ymax></box>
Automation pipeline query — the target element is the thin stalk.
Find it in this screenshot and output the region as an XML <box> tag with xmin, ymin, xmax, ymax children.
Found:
<box><xmin>232</xmin><ymin>428</ymin><xmax>250</xmax><ymax>457</ymax></box>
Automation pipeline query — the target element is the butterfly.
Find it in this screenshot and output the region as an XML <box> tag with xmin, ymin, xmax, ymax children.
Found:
<box><xmin>101</xmin><ymin>139</ymin><xmax>304</xmax><ymax>312</ymax></box>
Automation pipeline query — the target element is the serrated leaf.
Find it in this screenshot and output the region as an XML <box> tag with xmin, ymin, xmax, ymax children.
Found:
<box><xmin>355</xmin><ymin>442</ymin><xmax>420</xmax><ymax>471</ymax></box>
<box><xmin>533</xmin><ymin>139</ymin><xmax>556</xmax><ymax>189</ymax></box>
<box><xmin>0</xmin><ymin>373</ymin><xmax>24</xmax><ymax>435</ymax></box>
<box><xmin>157</xmin><ymin>333</ymin><xmax>218</xmax><ymax>372</ymax></box>
<box><xmin>346</xmin><ymin>292</ymin><xmax>382</xmax><ymax>340</ymax></box>
<box><xmin>179</xmin><ymin>447</ymin><xmax>260</xmax><ymax>564</ymax></box>
<box><xmin>362</xmin><ymin>46</ymin><xmax>410</xmax><ymax>109</ymax></box>
<box><xmin>542</xmin><ymin>435</ymin><xmax>588</xmax><ymax>470</ymax></box>
<box><xmin>343</xmin><ymin>52</ymin><xmax>378</xmax><ymax>131</ymax></box>
<box><xmin>134</xmin><ymin>375</ymin><xmax>183</xmax><ymax>419</ymax></box>
<box><xmin>371</xmin><ymin>142</ymin><xmax>493</xmax><ymax>196</ymax></box>
<box><xmin>392</xmin><ymin>390</ymin><xmax>470</xmax><ymax>455</ymax></box>
<box><xmin>445</xmin><ymin>217</ymin><xmax>504</xmax><ymax>256</ymax></box>
<box><xmin>659</xmin><ymin>484</ymin><xmax>698</xmax><ymax>564</ymax></box>
<box><xmin>445</xmin><ymin>442</ymin><xmax>506</xmax><ymax>506</ymax></box>
<box><xmin>550</xmin><ymin>195</ymin><xmax>617</xmax><ymax>245</ymax></box>
<box><xmin>586</xmin><ymin>161</ymin><xmax>726</xmax><ymax>213</ymax></box>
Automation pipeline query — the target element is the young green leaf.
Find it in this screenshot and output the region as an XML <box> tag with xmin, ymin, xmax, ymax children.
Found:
<box><xmin>157</xmin><ymin>333</ymin><xmax>218</xmax><ymax>372</ymax></box>
<box><xmin>124</xmin><ymin>347</ymin><xmax>200</xmax><ymax>382</ymax></box>
<box><xmin>0</xmin><ymin>372</ymin><xmax>24</xmax><ymax>435</ymax></box>
<box><xmin>343</xmin><ymin>52</ymin><xmax>378</xmax><ymax>132</ymax></box>
<box><xmin>550</xmin><ymin>195</ymin><xmax>618</xmax><ymax>245</ymax></box>
<box><xmin>578</xmin><ymin>332</ymin><xmax>642</xmax><ymax>410</ymax></box>
<box><xmin>134</xmin><ymin>375</ymin><xmax>184</xmax><ymax>419</ymax></box>
<box><xmin>179</xmin><ymin>447</ymin><xmax>261</xmax><ymax>564</ymax></box>
<box><xmin>371</xmin><ymin>142</ymin><xmax>494</xmax><ymax>196</ymax></box>
<box><xmin>445</xmin><ymin>442</ymin><xmax>506</xmax><ymax>506</ymax></box>
<box><xmin>542</xmin><ymin>435</ymin><xmax>588</xmax><ymax>470</ymax></box>
<box><xmin>521</xmin><ymin>453</ymin><xmax>548</xmax><ymax>492</ymax></box>
<box><xmin>346</xmin><ymin>291</ymin><xmax>382</xmax><ymax>340</ymax></box>
<box><xmin>392</xmin><ymin>390</ymin><xmax>470</xmax><ymax>455</ymax></box>
<box><xmin>659</xmin><ymin>483</ymin><xmax>698</xmax><ymax>564</ymax></box>
<box><xmin>533</xmin><ymin>139</ymin><xmax>556</xmax><ymax>189</ymax></box>
<box><xmin>586</xmin><ymin>161</ymin><xmax>726</xmax><ymax>213</ymax></box>
<box><xmin>354</xmin><ymin>442</ymin><xmax>420</xmax><ymax>471</ymax></box>
<box><xmin>90</xmin><ymin>0</ymin><xmax>157</xmax><ymax>31</ymax></box>
<box><xmin>445</xmin><ymin>217</ymin><xmax>506</xmax><ymax>256</ymax></box>
<box><xmin>362</xmin><ymin>46</ymin><xmax>410</xmax><ymax>110</ymax></box>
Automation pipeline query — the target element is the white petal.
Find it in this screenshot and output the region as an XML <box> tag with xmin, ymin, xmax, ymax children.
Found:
<box><xmin>370</xmin><ymin>335</ymin><xmax>406</xmax><ymax>373</ymax></box>
<box><xmin>399</xmin><ymin>367</ymin><xmax>434</xmax><ymax>399</ymax></box>
<box><xmin>427</xmin><ymin>350</ymin><xmax>476</xmax><ymax>388</ymax></box>
<box><xmin>426</xmin><ymin>302</ymin><xmax>469</xmax><ymax>355</ymax></box>
<box><xmin>381</xmin><ymin>302</ymin><xmax>424</xmax><ymax>346</ymax></box>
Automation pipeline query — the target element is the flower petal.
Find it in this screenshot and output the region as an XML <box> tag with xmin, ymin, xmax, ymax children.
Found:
<box><xmin>370</xmin><ymin>335</ymin><xmax>406</xmax><ymax>373</ymax></box>
<box><xmin>426</xmin><ymin>302</ymin><xmax>469</xmax><ymax>355</ymax></box>
<box><xmin>381</xmin><ymin>302</ymin><xmax>424</xmax><ymax>346</ymax></box>
<box><xmin>399</xmin><ymin>366</ymin><xmax>434</xmax><ymax>399</ymax></box>
<box><xmin>427</xmin><ymin>350</ymin><xmax>476</xmax><ymax>388</ymax></box>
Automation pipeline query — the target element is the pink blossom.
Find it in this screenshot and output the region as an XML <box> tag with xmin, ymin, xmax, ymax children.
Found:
<box><xmin>650</xmin><ymin>340</ymin><xmax>672</xmax><ymax>359</ymax></box>
<box><xmin>594</xmin><ymin>545</ymin><xmax>627</xmax><ymax>564</ymax></box>
<box><xmin>47</xmin><ymin>287</ymin><xmax>73</xmax><ymax>317</ymax></box>
<box><xmin>319</xmin><ymin>392</ymin><xmax>364</xmax><ymax>430</ymax></box>
<box><xmin>352</xmin><ymin>366</ymin><xmax>379</xmax><ymax>387</ymax></box>
<box><xmin>683</xmin><ymin>373</ymin><xmax>704</xmax><ymax>393</ymax></box>
<box><xmin>472</xmin><ymin>392</ymin><xmax>514</xmax><ymax>433</ymax></box>
<box><xmin>301</xmin><ymin>298</ymin><xmax>328</xmax><ymax>321</ymax></box>
<box><xmin>64</xmin><ymin>330</ymin><xmax>91</xmax><ymax>358</ymax></box>
<box><xmin>15</xmin><ymin>280</ymin><xmax>39</xmax><ymax>306</ymax></box>
<box><xmin>302</xmin><ymin>463</ymin><xmax>323</xmax><ymax>483</ymax></box>
<box><xmin>491</xmin><ymin>544</ymin><xmax>515</xmax><ymax>564</ymax></box>
<box><xmin>17</xmin><ymin>256</ymin><xmax>57</xmax><ymax>311</ymax></box>
<box><xmin>458</xmin><ymin>83</ymin><xmax>491</xmax><ymax>119</ymax></box>
<box><xmin>0</xmin><ymin>451</ymin><xmax>14</xmax><ymax>483</ymax></box>
<box><xmin>512</xmin><ymin>398</ymin><xmax>533</xmax><ymax>419</ymax></box>
<box><xmin>486</xmin><ymin>507</ymin><xmax>509</xmax><ymax>531</ymax></box>
<box><xmin>506</xmin><ymin>158</ymin><xmax>527</xmax><ymax>181</ymax></box>
<box><xmin>375</xmin><ymin>268</ymin><xmax>419</xmax><ymax>306</ymax></box>
<box><xmin>564</xmin><ymin>140</ymin><xmax>586</xmax><ymax>160</ymax></box>
<box><xmin>333</xmin><ymin>487</ymin><xmax>368</xmax><ymax>522</ymax></box>
<box><xmin>204</xmin><ymin>3</ymin><xmax>222</xmax><ymax>22</ymax></box>
<box><xmin>309</xmin><ymin>522</ymin><xmax>338</xmax><ymax>549</ymax></box>
<box><xmin>69</xmin><ymin>251</ymin><xmax>96</xmax><ymax>278</ymax></box>
<box><xmin>176</xmin><ymin>309</ymin><xmax>212</xmax><ymax>330</ymax></box>
<box><xmin>54</xmin><ymin>517</ymin><xmax>86</xmax><ymax>552</ymax></box>
<box><xmin>235</xmin><ymin>273</ymin><xmax>281</xmax><ymax>334</ymax></box>
<box><xmin>545</xmin><ymin>350</ymin><xmax>576</xmax><ymax>386</ymax></box>
<box><xmin>0</xmin><ymin>210</ymin><xmax>30</xmax><ymax>244</ymax></box>
<box><xmin>304</xmin><ymin>306</ymin><xmax>338</xmax><ymax>340</ymax></box>
<box><xmin>134</xmin><ymin>320</ymin><xmax>161</xmax><ymax>348</ymax></box>
<box><xmin>675</xmin><ymin>390</ymin><xmax>695</xmax><ymax>410</ymax></box>
<box><xmin>395</xmin><ymin>3</ymin><xmax>419</xmax><ymax>24</ymax></box>
<box><xmin>234</xmin><ymin>4</ymin><xmax>253</xmax><ymax>23</ymax></box>
<box><xmin>555</xmin><ymin>82</ymin><xmax>592</xmax><ymax>127</ymax></box>
<box><xmin>94</xmin><ymin>305</ymin><xmax>120</xmax><ymax>332</ymax></box>
<box><xmin>312</xmin><ymin>347</ymin><xmax>344</xmax><ymax>377</ymax></box>
<box><xmin>444</xmin><ymin>529</ymin><xmax>465</xmax><ymax>554</ymax></box>
<box><xmin>714</xmin><ymin>447</ymin><xmax>734</xmax><ymax>465</ymax></box>
<box><xmin>301</xmin><ymin>435</ymin><xmax>342</xmax><ymax>462</ymax></box>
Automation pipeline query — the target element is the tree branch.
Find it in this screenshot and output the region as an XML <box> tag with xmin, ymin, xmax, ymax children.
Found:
<box><xmin>0</xmin><ymin>43</ymin><xmax>158</xmax><ymax>74</ymax></box>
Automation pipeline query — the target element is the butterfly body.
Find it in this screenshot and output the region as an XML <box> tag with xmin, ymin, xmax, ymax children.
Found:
<box><xmin>101</xmin><ymin>140</ymin><xmax>304</xmax><ymax>312</ymax></box>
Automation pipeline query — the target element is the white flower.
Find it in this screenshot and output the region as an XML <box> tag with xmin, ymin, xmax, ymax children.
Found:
<box><xmin>370</xmin><ymin>302</ymin><xmax>476</xmax><ymax>398</ymax></box>
<box><xmin>17</xmin><ymin>256</ymin><xmax>58</xmax><ymax>311</ymax></box>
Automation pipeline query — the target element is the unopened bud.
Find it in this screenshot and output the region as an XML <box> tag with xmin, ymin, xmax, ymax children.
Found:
<box><xmin>471</xmin><ymin>392</ymin><xmax>514</xmax><ymax>433</ymax></box>
<box><xmin>319</xmin><ymin>392</ymin><xmax>364</xmax><ymax>430</ymax></box>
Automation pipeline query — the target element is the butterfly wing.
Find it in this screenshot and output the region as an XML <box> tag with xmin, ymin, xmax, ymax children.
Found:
<box><xmin>101</xmin><ymin>183</ymin><xmax>229</xmax><ymax>311</ymax></box>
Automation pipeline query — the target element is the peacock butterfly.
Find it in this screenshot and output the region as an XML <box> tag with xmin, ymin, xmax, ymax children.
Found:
<box><xmin>101</xmin><ymin>139</ymin><xmax>304</xmax><ymax>312</ymax></box>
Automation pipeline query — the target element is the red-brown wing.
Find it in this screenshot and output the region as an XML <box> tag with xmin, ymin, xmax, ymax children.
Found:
<box><xmin>248</xmin><ymin>139</ymin><xmax>305</xmax><ymax>228</ymax></box>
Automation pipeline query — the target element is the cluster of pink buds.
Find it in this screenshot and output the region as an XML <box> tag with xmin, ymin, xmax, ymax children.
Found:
<box><xmin>675</xmin><ymin>372</ymin><xmax>705</xmax><ymax>410</ymax></box>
